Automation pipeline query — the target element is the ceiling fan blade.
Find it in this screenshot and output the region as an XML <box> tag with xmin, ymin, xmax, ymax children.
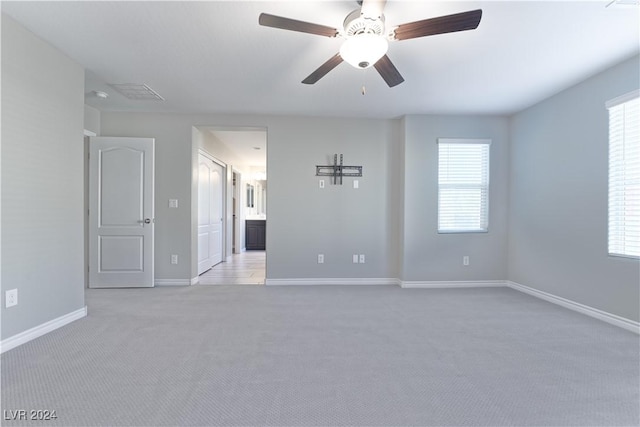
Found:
<box><xmin>393</xmin><ymin>9</ymin><xmax>482</xmax><ymax>41</ymax></box>
<box><xmin>259</xmin><ymin>13</ymin><xmax>339</xmax><ymax>38</ymax></box>
<box><xmin>374</xmin><ymin>55</ymin><xmax>404</xmax><ymax>87</ymax></box>
<box><xmin>360</xmin><ymin>0</ymin><xmax>387</xmax><ymax>19</ymax></box>
<box><xmin>302</xmin><ymin>53</ymin><xmax>344</xmax><ymax>84</ymax></box>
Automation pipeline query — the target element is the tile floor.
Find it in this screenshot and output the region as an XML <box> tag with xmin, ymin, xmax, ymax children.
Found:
<box><xmin>197</xmin><ymin>250</ymin><xmax>265</xmax><ymax>285</ymax></box>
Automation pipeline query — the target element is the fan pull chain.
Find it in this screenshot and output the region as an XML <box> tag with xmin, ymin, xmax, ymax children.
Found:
<box><xmin>361</xmin><ymin>67</ymin><xmax>370</xmax><ymax>95</ymax></box>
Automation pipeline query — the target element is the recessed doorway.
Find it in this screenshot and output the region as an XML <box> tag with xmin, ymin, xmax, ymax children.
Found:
<box><xmin>194</xmin><ymin>126</ymin><xmax>267</xmax><ymax>285</ymax></box>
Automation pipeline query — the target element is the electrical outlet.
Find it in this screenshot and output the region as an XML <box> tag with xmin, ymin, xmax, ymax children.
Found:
<box><xmin>463</xmin><ymin>256</ymin><xmax>470</xmax><ymax>266</ymax></box>
<box><xmin>171</xmin><ymin>254</ymin><xmax>179</xmax><ymax>265</ymax></box>
<box><xmin>169</xmin><ymin>199</ymin><xmax>178</xmax><ymax>208</ymax></box>
<box><xmin>359</xmin><ymin>254</ymin><xmax>365</xmax><ymax>264</ymax></box>
<box><xmin>6</xmin><ymin>289</ymin><xmax>18</xmax><ymax>308</ymax></box>
<box><xmin>318</xmin><ymin>254</ymin><xmax>324</xmax><ymax>264</ymax></box>
<box><xmin>352</xmin><ymin>254</ymin><xmax>359</xmax><ymax>264</ymax></box>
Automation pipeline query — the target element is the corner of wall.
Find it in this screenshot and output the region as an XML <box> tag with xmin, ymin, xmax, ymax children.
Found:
<box><xmin>2</xmin><ymin>13</ymin><xmax>86</xmax><ymax>341</ymax></box>
<box><xmin>84</xmin><ymin>104</ymin><xmax>101</xmax><ymax>136</ymax></box>
<box><xmin>506</xmin><ymin>54</ymin><xmax>640</xmax><ymax>322</ymax></box>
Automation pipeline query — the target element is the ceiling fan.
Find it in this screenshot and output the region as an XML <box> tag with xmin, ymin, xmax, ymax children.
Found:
<box><xmin>258</xmin><ymin>0</ymin><xmax>482</xmax><ymax>87</ymax></box>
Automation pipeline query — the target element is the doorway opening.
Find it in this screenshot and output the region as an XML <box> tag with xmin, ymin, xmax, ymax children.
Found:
<box><xmin>194</xmin><ymin>126</ymin><xmax>267</xmax><ymax>285</ymax></box>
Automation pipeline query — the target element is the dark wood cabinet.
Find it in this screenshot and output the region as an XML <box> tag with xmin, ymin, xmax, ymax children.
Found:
<box><xmin>245</xmin><ymin>220</ymin><xmax>266</xmax><ymax>250</ymax></box>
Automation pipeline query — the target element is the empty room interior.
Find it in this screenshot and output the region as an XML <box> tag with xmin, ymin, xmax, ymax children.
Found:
<box><xmin>1</xmin><ymin>1</ymin><xmax>639</xmax><ymax>426</ymax></box>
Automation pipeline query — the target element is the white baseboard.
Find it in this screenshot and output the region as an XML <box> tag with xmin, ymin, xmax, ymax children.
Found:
<box><xmin>506</xmin><ymin>281</ymin><xmax>640</xmax><ymax>334</ymax></box>
<box><xmin>265</xmin><ymin>278</ymin><xmax>399</xmax><ymax>286</ymax></box>
<box><xmin>154</xmin><ymin>279</ymin><xmax>192</xmax><ymax>286</ymax></box>
<box><xmin>400</xmin><ymin>280</ymin><xmax>506</xmax><ymax>289</ymax></box>
<box><xmin>265</xmin><ymin>279</ymin><xmax>506</xmax><ymax>288</ymax></box>
<box><xmin>191</xmin><ymin>277</ymin><xmax>199</xmax><ymax>285</ymax></box>
<box><xmin>0</xmin><ymin>306</ymin><xmax>87</xmax><ymax>354</ymax></box>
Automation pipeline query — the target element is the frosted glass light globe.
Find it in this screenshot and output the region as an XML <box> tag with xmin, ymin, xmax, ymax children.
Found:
<box><xmin>340</xmin><ymin>34</ymin><xmax>389</xmax><ymax>69</ymax></box>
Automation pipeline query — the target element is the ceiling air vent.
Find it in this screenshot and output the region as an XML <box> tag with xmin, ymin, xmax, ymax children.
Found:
<box><xmin>108</xmin><ymin>83</ymin><xmax>165</xmax><ymax>101</ymax></box>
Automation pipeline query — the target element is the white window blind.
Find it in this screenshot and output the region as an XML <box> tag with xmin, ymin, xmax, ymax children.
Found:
<box><xmin>608</xmin><ymin>91</ymin><xmax>640</xmax><ymax>258</ymax></box>
<box><xmin>438</xmin><ymin>139</ymin><xmax>490</xmax><ymax>233</ymax></box>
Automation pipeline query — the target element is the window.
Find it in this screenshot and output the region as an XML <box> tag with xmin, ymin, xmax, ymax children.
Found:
<box><xmin>607</xmin><ymin>91</ymin><xmax>640</xmax><ymax>258</ymax></box>
<box><xmin>438</xmin><ymin>139</ymin><xmax>491</xmax><ymax>233</ymax></box>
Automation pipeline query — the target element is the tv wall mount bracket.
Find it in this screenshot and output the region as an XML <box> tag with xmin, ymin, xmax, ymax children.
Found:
<box><xmin>315</xmin><ymin>154</ymin><xmax>362</xmax><ymax>185</ymax></box>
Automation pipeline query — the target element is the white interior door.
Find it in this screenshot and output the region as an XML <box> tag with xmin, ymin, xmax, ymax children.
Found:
<box><xmin>89</xmin><ymin>137</ymin><xmax>154</xmax><ymax>288</ymax></box>
<box><xmin>198</xmin><ymin>153</ymin><xmax>224</xmax><ymax>274</ymax></box>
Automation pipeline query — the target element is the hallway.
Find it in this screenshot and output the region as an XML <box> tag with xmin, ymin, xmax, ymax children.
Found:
<box><xmin>198</xmin><ymin>251</ymin><xmax>265</xmax><ymax>285</ymax></box>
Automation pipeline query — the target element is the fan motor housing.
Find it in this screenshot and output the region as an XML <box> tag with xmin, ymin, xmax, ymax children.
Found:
<box><xmin>343</xmin><ymin>9</ymin><xmax>385</xmax><ymax>36</ymax></box>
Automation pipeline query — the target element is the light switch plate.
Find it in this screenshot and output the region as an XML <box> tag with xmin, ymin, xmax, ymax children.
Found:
<box><xmin>353</xmin><ymin>180</ymin><xmax>359</xmax><ymax>189</ymax></box>
<box><xmin>319</xmin><ymin>180</ymin><xmax>325</xmax><ymax>189</ymax></box>
<box><xmin>169</xmin><ymin>199</ymin><xmax>178</xmax><ymax>208</ymax></box>
<box><xmin>6</xmin><ymin>289</ymin><xmax>17</xmax><ymax>308</ymax></box>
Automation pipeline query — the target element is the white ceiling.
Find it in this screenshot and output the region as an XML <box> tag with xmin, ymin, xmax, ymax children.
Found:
<box><xmin>2</xmin><ymin>0</ymin><xmax>639</xmax><ymax>119</ymax></box>
<box><xmin>207</xmin><ymin>128</ymin><xmax>267</xmax><ymax>169</ymax></box>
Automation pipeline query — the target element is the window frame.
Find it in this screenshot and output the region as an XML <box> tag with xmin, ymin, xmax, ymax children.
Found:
<box><xmin>437</xmin><ymin>138</ymin><xmax>491</xmax><ymax>234</ymax></box>
<box><xmin>607</xmin><ymin>90</ymin><xmax>640</xmax><ymax>259</ymax></box>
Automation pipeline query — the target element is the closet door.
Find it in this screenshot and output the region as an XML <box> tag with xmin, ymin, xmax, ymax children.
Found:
<box><xmin>198</xmin><ymin>153</ymin><xmax>224</xmax><ymax>274</ymax></box>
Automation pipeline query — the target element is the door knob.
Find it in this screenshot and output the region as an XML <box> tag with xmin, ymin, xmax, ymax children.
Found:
<box><xmin>144</xmin><ymin>218</ymin><xmax>151</xmax><ymax>224</ymax></box>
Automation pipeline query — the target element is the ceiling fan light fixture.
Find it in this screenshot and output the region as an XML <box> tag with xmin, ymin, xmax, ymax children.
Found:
<box><xmin>339</xmin><ymin>33</ymin><xmax>388</xmax><ymax>69</ymax></box>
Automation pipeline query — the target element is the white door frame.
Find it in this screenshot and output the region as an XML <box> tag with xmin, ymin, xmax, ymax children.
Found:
<box><xmin>232</xmin><ymin>169</ymin><xmax>243</xmax><ymax>254</ymax></box>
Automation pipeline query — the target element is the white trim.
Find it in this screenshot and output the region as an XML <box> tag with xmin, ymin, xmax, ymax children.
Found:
<box><xmin>0</xmin><ymin>306</ymin><xmax>87</xmax><ymax>354</ymax></box>
<box><xmin>437</xmin><ymin>138</ymin><xmax>492</xmax><ymax>145</ymax></box>
<box><xmin>506</xmin><ymin>281</ymin><xmax>639</xmax><ymax>334</ymax></box>
<box><xmin>400</xmin><ymin>280</ymin><xmax>506</xmax><ymax>289</ymax></box>
<box><xmin>198</xmin><ymin>149</ymin><xmax>226</xmax><ymax>168</ymax></box>
<box><xmin>191</xmin><ymin>277</ymin><xmax>199</xmax><ymax>285</ymax></box>
<box><xmin>265</xmin><ymin>278</ymin><xmax>399</xmax><ymax>286</ymax></box>
<box><xmin>83</xmin><ymin>129</ymin><xmax>97</xmax><ymax>137</ymax></box>
<box><xmin>605</xmin><ymin>89</ymin><xmax>640</xmax><ymax>109</ymax></box>
<box><xmin>154</xmin><ymin>279</ymin><xmax>192</xmax><ymax>286</ymax></box>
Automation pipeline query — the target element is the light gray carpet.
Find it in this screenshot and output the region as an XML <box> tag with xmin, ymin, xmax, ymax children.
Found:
<box><xmin>1</xmin><ymin>285</ymin><xmax>638</xmax><ymax>426</ymax></box>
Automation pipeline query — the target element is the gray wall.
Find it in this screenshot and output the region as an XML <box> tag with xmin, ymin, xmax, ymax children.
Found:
<box><xmin>1</xmin><ymin>14</ymin><xmax>85</xmax><ymax>340</ymax></box>
<box><xmin>508</xmin><ymin>55</ymin><xmax>640</xmax><ymax>322</ymax></box>
<box><xmin>401</xmin><ymin>115</ymin><xmax>510</xmax><ymax>281</ymax></box>
<box><xmin>263</xmin><ymin>116</ymin><xmax>401</xmax><ymax>279</ymax></box>
<box><xmin>101</xmin><ymin>110</ymin><xmax>511</xmax><ymax>284</ymax></box>
<box><xmin>101</xmin><ymin>113</ymin><xmax>402</xmax><ymax>281</ymax></box>
<box><xmin>84</xmin><ymin>105</ymin><xmax>101</xmax><ymax>135</ymax></box>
